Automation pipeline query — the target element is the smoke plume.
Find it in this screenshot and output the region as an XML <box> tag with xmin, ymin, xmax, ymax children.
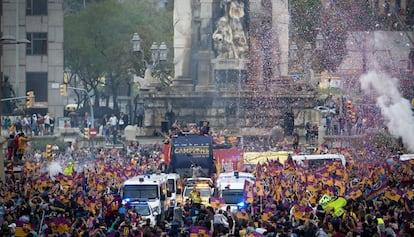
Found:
<box><xmin>360</xmin><ymin>71</ymin><xmax>414</xmax><ymax>152</ymax></box>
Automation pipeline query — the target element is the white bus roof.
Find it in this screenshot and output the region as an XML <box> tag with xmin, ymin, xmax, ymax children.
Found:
<box><xmin>292</xmin><ymin>154</ymin><xmax>346</xmax><ymax>166</ymax></box>
<box><xmin>217</xmin><ymin>171</ymin><xmax>255</xmax><ymax>181</ymax></box>
<box><xmin>400</xmin><ymin>154</ymin><xmax>414</xmax><ymax>161</ymax></box>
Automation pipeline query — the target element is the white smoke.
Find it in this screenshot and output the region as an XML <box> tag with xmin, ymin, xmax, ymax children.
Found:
<box><xmin>360</xmin><ymin>71</ymin><xmax>414</xmax><ymax>152</ymax></box>
<box><xmin>48</xmin><ymin>161</ymin><xmax>63</xmax><ymax>180</ymax></box>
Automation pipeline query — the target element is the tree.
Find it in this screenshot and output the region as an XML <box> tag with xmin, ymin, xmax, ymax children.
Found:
<box><xmin>64</xmin><ymin>0</ymin><xmax>173</xmax><ymax>116</ymax></box>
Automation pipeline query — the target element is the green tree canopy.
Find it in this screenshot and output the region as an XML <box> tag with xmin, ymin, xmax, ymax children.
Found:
<box><xmin>64</xmin><ymin>0</ymin><xmax>173</xmax><ymax>111</ymax></box>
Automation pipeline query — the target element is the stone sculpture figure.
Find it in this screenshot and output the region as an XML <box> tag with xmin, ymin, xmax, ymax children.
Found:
<box><xmin>212</xmin><ymin>17</ymin><xmax>234</xmax><ymax>59</ymax></box>
<box><xmin>213</xmin><ymin>0</ymin><xmax>248</xmax><ymax>59</ymax></box>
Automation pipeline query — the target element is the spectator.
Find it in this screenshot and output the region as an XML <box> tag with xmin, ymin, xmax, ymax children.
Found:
<box><xmin>44</xmin><ymin>113</ymin><xmax>51</xmax><ymax>135</ymax></box>
<box><xmin>213</xmin><ymin>209</ymin><xmax>229</xmax><ymax>236</ymax></box>
<box><xmin>292</xmin><ymin>130</ymin><xmax>299</xmax><ymax>150</ymax></box>
<box><xmin>118</xmin><ymin>112</ymin><xmax>128</xmax><ymax>134</ymax></box>
<box><xmin>49</xmin><ymin>114</ymin><xmax>55</xmax><ymax>135</ymax></box>
<box><xmin>305</xmin><ymin>121</ymin><xmax>312</xmax><ymax>144</ymax></box>
<box><xmin>136</xmin><ymin>105</ymin><xmax>145</xmax><ymax>127</ymax></box>
<box><xmin>6</xmin><ymin>133</ymin><xmax>15</xmax><ymax>160</ymax></box>
<box><xmin>191</xmin><ymin>163</ymin><xmax>202</xmax><ymax>178</ymax></box>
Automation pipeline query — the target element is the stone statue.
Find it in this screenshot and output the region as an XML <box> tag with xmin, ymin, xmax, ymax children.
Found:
<box><xmin>133</xmin><ymin>68</ymin><xmax>159</xmax><ymax>90</ymax></box>
<box><xmin>213</xmin><ymin>0</ymin><xmax>248</xmax><ymax>59</ymax></box>
<box><xmin>212</xmin><ymin>17</ymin><xmax>234</xmax><ymax>59</ymax></box>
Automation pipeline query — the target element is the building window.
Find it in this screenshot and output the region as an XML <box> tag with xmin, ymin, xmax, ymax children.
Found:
<box><xmin>26</xmin><ymin>0</ymin><xmax>48</xmax><ymax>16</ymax></box>
<box><xmin>26</xmin><ymin>72</ymin><xmax>48</xmax><ymax>102</ymax></box>
<box><xmin>26</xmin><ymin>33</ymin><xmax>48</xmax><ymax>55</ymax></box>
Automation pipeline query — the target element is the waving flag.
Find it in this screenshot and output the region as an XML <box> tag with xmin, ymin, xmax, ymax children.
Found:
<box><xmin>384</xmin><ymin>188</ymin><xmax>401</xmax><ymax>202</ymax></box>
<box><xmin>63</xmin><ymin>161</ymin><xmax>74</xmax><ymax>176</ymax></box>
<box><xmin>15</xmin><ymin>220</ymin><xmax>35</xmax><ymax>237</ymax></box>
<box><xmin>366</xmin><ymin>174</ymin><xmax>388</xmax><ymax>201</ymax></box>
<box><xmin>190</xmin><ymin>225</ymin><xmax>212</xmax><ymax>237</ymax></box>
<box><xmin>248</xmin><ymin>231</ymin><xmax>267</xmax><ymax>237</ymax></box>
<box><xmin>243</xmin><ymin>180</ymin><xmax>254</xmax><ymax>203</ymax></box>
<box><xmin>210</xmin><ymin>197</ymin><xmax>226</xmax><ymax>209</ymax></box>
<box><xmin>346</xmin><ymin>187</ymin><xmax>363</xmax><ymax>200</ymax></box>
<box><xmin>253</xmin><ymin>181</ymin><xmax>264</xmax><ymax>196</ymax></box>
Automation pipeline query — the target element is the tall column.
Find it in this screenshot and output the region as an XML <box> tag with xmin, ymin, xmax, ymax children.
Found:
<box><xmin>172</xmin><ymin>0</ymin><xmax>193</xmax><ymax>88</ymax></box>
<box><xmin>195</xmin><ymin>0</ymin><xmax>215</xmax><ymax>91</ymax></box>
<box><xmin>272</xmin><ymin>0</ymin><xmax>290</xmax><ymax>77</ymax></box>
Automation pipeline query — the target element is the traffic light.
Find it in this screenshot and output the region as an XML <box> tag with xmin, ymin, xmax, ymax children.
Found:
<box><xmin>84</xmin><ymin>128</ymin><xmax>90</xmax><ymax>139</ymax></box>
<box><xmin>346</xmin><ymin>100</ymin><xmax>357</xmax><ymax>123</ymax></box>
<box><xmin>60</xmin><ymin>84</ymin><xmax>67</xmax><ymax>96</ymax></box>
<box><xmin>46</xmin><ymin>144</ymin><xmax>53</xmax><ymax>159</ymax></box>
<box><xmin>26</xmin><ymin>91</ymin><xmax>35</xmax><ymax>107</ymax></box>
<box><xmin>346</xmin><ymin>100</ymin><xmax>352</xmax><ymax>116</ymax></box>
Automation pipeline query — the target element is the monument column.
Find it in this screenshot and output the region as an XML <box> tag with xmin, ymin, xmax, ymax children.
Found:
<box><xmin>171</xmin><ymin>0</ymin><xmax>193</xmax><ymax>88</ymax></box>
<box><xmin>195</xmin><ymin>0</ymin><xmax>216</xmax><ymax>91</ymax></box>
<box><xmin>272</xmin><ymin>0</ymin><xmax>290</xmax><ymax>77</ymax></box>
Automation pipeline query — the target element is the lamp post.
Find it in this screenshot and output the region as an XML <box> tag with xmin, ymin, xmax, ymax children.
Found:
<box><xmin>132</xmin><ymin>33</ymin><xmax>168</xmax><ymax>71</ymax></box>
<box><xmin>315</xmin><ymin>31</ymin><xmax>323</xmax><ymax>51</ymax></box>
<box><xmin>289</xmin><ymin>41</ymin><xmax>298</xmax><ymax>61</ymax></box>
<box><xmin>131</xmin><ymin>33</ymin><xmax>168</xmax><ymax>126</ymax></box>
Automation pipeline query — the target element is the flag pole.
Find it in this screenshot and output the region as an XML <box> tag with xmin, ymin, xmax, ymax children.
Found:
<box><xmin>260</xmin><ymin>195</ymin><xmax>263</xmax><ymax>213</ymax></box>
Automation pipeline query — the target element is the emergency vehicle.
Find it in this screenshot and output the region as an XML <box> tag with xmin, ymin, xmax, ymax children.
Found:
<box><xmin>121</xmin><ymin>173</ymin><xmax>168</xmax><ymax>224</ymax></box>
<box><xmin>165</xmin><ymin>173</ymin><xmax>183</xmax><ymax>207</ymax></box>
<box><xmin>182</xmin><ymin>177</ymin><xmax>214</xmax><ymax>206</ymax></box>
<box><xmin>292</xmin><ymin>153</ymin><xmax>347</xmax><ymax>167</ymax></box>
<box><xmin>215</xmin><ymin>171</ymin><xmax>255</xmax><ymax>213</ymax></box>
<box><xmin>130</xmin><ymin>198</ymin><xmax>157</xmax><ymax>226</ymax></box>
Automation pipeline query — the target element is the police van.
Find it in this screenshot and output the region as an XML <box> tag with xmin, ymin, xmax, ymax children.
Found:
<box><xmin>215</xmin><ymin>171</ymin><xmax>255</xmax><ymax>213</ymax></box>
<box><xmin>121</xmin><ymin>173</ymin><xmax>167</xmax><ymax>224</ymax></box>
<box><xmin>130</xmin><ymin>198</ymin><xmax>157</xmax><ymax>226</ymax></box>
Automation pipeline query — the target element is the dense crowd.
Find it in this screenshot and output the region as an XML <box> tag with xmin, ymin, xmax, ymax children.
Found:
<box><xmin>0</xmin><ymin>131</ymin><xmax>413</xmax><ymax>237</ymax></box>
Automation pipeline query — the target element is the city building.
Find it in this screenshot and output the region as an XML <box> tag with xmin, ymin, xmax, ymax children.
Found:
<box><xmin>2</xmin><ymin>0</ymin><xmax>64</xmax><ymax>117</ymax></box>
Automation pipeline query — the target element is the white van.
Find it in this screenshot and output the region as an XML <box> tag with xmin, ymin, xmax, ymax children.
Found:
<box><xmin>292</xmin><ymin>154</ymin><xmax>346</xmax><ymax>167</ymax></box>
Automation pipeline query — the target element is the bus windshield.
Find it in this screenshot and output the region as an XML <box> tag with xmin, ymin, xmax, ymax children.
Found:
<box><xmin>123</xmin><ymin>184</ymin><xmax>159</xmax><ymax>199</ymax></box>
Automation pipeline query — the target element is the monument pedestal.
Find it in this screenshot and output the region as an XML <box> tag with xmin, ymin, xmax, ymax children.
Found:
<box><xmin>170</xmin><ymin>76</ymin><xmax>194</xmax><ymax>90</ymax></box>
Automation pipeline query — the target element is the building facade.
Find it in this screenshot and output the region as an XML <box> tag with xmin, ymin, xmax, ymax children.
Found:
<box><xmin>2</xmin><ymin>0</ymin><xmax>64</xmax><ymax>117</ymax></box>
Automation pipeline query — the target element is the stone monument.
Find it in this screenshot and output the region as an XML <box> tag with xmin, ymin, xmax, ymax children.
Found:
<box><xmin>136</xmin><ymin>0</ymin><xmax>316</xmax><ymax>136</ymax></box>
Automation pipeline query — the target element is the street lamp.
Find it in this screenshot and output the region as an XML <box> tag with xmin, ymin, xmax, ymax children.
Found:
<box><xmin>315</xmin><ymin>32</ymin><xmax>323</xmax><ymax>51</ymax></box>
<box><xmin>132</xmin><ymin>32</ymin><xmax>141</xmax><ymax>52</ymax></box>
<box><xmin>132</xmin><ymin>33</ymin><xmax>168</xmax><ymax>71</ymax></box>
<box><xmin>289</xmin><ymin>41</ymin><xmax>298</xmax><ymax>61</ymax></box>
<box><xmin>130</xmin><ymin>33</ymin><xmax>169</xmax><ymax>127</ymax></box>
<box><xmin>303</xmin><ymin>42</ymin><xmax>312</xmax><ymax>57</ymax></box>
